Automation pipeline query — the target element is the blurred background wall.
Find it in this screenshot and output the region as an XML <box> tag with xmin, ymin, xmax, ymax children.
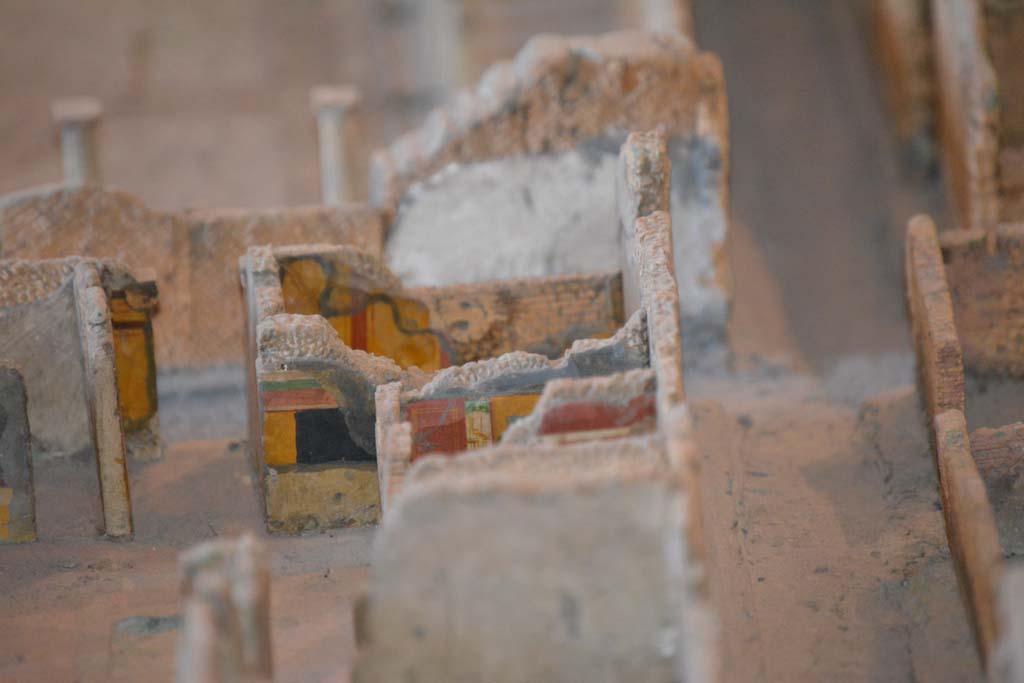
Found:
<box><xmin>0</xmin><ymin>0</ymin><xmax>665</xmax><ymax>210</ymax></box>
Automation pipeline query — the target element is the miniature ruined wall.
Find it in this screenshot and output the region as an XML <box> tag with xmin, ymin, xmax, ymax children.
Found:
<box><xmin>243</xmin><ymin>246</ymin><xmax>432</xmax><ymax>533</ymax></box>
<box><xmin>0</xmin><ymin>184</ymin><xmax>385</xmax><ymax>367</ymax></box>
<box><xmin>414</xmin><ymin>273</ymin><xmax>624</xmax><ymax>362</ymax></box>
<box><xmin>625</xmin><ymin>181</ymin><xmax>708</xmax><ymax>614</ymax></box>
<box><xmin>500</xmin><ymin>368</ymin><xmax>657</xmax><ymax>445</ymax></box>
<box><xmin>0</xmin><ymin>367</ymin><xmax>34</xmax><ymax>543</ymax></box>
<box><xmin>877</xmin><ymin>0</ymin><xmax>1024</xmax><ymax>224</ymax></box>
<box><xmin>985</xmin><ymin>1</ymin><xmax>1024</xmax><ymax>144</ymax></box>
<box><xmin>374</xmin><ymin>315</ymin><xmax>650</xmax><ymax>510</ymax></box>
<box><xmin>377</xmin><ymin>31</ymin><xmax>731</xmax><ymax>349</ymax></box>
<box><xmin>358</xmin><ymin>130</ymin><xmax>716</xmax><ymax>680</ymax></box>
<box><xmin>0</xmin><ymin>259</ymin><xmax>92</xmax><ymax>455</ymax></box>
<box><xmin>933</xmin><ymin>409</ymin><xmax>1005</xmax><ymax>668</ymax></box>
<box><xmin>74</xmin><ymin>261</ymin><xmax>134</xmax><ymax>539</ymax></box>
<box><xmin>930</xmin><ymin>0</ymin><xmax>1001</xmax><ymax>230</ymax></box>
<box><xmin>983</xmin><ymin>1</ymin><xmax>1024</xmax><ymax>221</ymax></box>
<box><xmin>246</xmin><ymin>239</ymin><xmax>643</xmax><ymax>522</ymax></box>
<box><xmin>274</xmin><ymin>244</ymin><xmax>451</xmax><ymax>372</ymax></box>
<box><xmin>374</xmin><ymin>383</ymin><xmax>412</xmax><ymax>512</ymax></box>
<box><xmin>873</xmin><ymin>0</ymin><xmax>933</xmax><ymax>147</ymax></box>
<box><xmin>636</xmin><ymin>210</ymin><xmax>687</xmax><ymax>413</ymax></box>
<box><xmin>615</xmin><ymin>131</ymin><xmax>696</xmax><ymax>550</ymax></box>
<box><xmin>939</xmin><ymin>225</ymin><xmax>1024</xmax><ymax>377</ymax></box>
<box><xmin>353</xmin><ymin>436</ymin><xmax>711</xmax><ymax>683</ymax></box>
<box><xmin>0</xmin><ymin>257</ymin><xmax>159</xmax><ymax>464</ymax></box>
<box><xmin>271</xmin><ymin>243</ymin><xmax>624</xmax><ymax>370</ymax></box>
<box><xmin>356</xmin><ymin>131</ymin><xmax>716</xmax><ymax>679</ymax></box>
<box><xmin>377</xmin><ymin>128</ymin><xmax>692</xmax><ymax>514</ymax></box>
<box><xmin>906</xmin><ymin>215</ymin><xmax>1005</xmax><ymax>668</ymax></box>
<box><xmin>242</xmin><ymin>246</ymin><xmax>285</xmax><ymax>489</ymax></box>
<box><xmin>618</xmin><ymin>131</ymin><xmax>670</xmax><ymax>315</ymax></box>
<box><xmin>905</xmin><ymin>217</ymin><xmax>965</xmax><ymax>414</ymax></box>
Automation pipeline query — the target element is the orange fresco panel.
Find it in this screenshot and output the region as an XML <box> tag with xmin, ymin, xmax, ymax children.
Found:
<box><xmin>489</xmin><ymin>394</ymin><xmax>541</xmax><ymax>439</ymax></box>
<box><xmin>281</xmin><ymin>258</ymin><xmax>327</xmax><ymax>315</ymax></box>
<box><xmin>263</xmin><ymin>411</ymin><xmax>297</xmax><ymax>467</ymax></box>
<box><xmin>113</xmin><ymin>325</ymin><xmax>156</xmax><ymax>427</ymax></box>
<box><xmin>366</xmin><ymin>297</ymin><xmax>443</xmax><ymax>371</ymax></box>
<box><xmin>109</xmin><ymin>298</ymin><xmax>149</xmax><ymax>323</ymax></box>
<box><xmin>327</xmin><ymin>314</ymin><xmax>354</xmax><ymax>347</ymax></box>
<box><xmin>325</xmin><ymin>280</ymin><xmax>372</xmax><ymax>349</ymax></box>
<box><xmin>0</xmin><ymin>489</ymin><xmax>10</xmax><ymax>537</ymax></box>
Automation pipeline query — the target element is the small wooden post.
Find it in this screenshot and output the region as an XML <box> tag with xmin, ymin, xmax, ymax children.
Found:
<box><xmin>51</xmin><ymin>97</ymin><xmax>102</xmax><ymax>186</ymax></box>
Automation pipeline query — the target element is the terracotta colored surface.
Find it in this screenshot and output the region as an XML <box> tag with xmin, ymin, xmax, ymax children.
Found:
<box><xmin>0</xmin><ymin>439</ymin><xmax>373</xmax><ymax>682</ymax></box>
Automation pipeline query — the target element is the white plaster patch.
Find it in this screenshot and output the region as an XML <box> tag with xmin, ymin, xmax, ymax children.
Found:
<box><xmin>387</xmin><ymin>150</ymin><xmax>620</xmax><ymax>287</ymax></box>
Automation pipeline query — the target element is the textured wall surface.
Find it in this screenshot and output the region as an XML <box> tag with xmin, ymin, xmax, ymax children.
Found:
<box><xmin>940</xmin><ymin>225</ymin><xmax>1024</xmax><ymax>378</ymax></box>
<box><xmin>0</xmin><ymin>185</ymin><xmax>384</xmax><ymax>367</ymax></box>
<box><xmin>381</xmin><ymin>31</ymin><xmax>731</xmax><ymax>346</ymax></box>
<box><xmin>905</xmin><ymin>216</ymin><xmax>964</xmax><ymax>416</ymax></box>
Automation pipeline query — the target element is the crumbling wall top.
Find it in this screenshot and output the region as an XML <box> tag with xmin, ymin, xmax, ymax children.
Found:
<box><xmin>256</xmin><ymin>313</ymin><xmax>427</xmax><ymax>388</ymax></box>
<box><xmin>0</xmin><ymin>256</ymin><xmax>147</xmax><ymax>310</ymax></box>
<box><xmin>371</xmin><ymin>30</ymin><xmax>711</xmax><ymax>211</ymax></box>
<box><xmin>408</xmin><ymin>308</ymin><xmax>648</xmax><ymax>400</ymax></box>
<box><xmin>395</xmin><ymin>432</ymin><xmax>669</xmax><ymax>505</ymax></box>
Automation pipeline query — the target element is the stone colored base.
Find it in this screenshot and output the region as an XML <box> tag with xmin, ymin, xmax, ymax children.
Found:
<box><xmin>264</xmin><ymin>462</ymin><xmax>380</xmax><ymax>534</ymax></box>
